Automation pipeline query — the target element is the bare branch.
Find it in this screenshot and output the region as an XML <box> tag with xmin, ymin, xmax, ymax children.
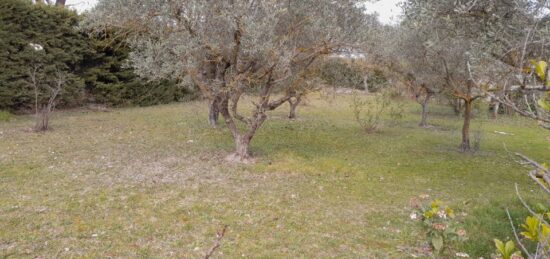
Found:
<box><xmin>529</xmin><ymin>171</ymin><xmax>550</xmax><ymax>195</ymax></box>
<box><xmin>506</xmin><ymin>208</ymin><xmax>532</xmax><ymax>258</ymax></box>
<box><xmin>515</xmin><ymin>184</ymin><xmax>550</xmax><ymax>225</ymax></box>
<box><xmin>516</xmin><ymin>153</ymin><xmax>550</xmax><ymax>173</ymax></box>
<box><xmin>489</xmin><ymin>93</ymin><xmax>550</xmax><ymax>124</ymax></box>
<box><xmin>204</xmin><ymin>225</ymin><xmax>228</xmax><ymax>259</ymax></box>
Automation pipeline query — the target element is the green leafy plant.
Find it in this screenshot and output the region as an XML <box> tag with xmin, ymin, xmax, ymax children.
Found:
<box><xmin>412</xmin><ymin>200</ymin><xmax>468</xmax><ymax>256</ymax></box>
<box><xmin>495</xmin><ymin>212</ymin><xmax>550</xmax><ymax>258</ymax></box>
<box><xmin>528</xmin><ymin>60</ymin><xmax>550</xmax><ymax>112</ymax></box>
<box><xmin>519</xmin><ymin>214</ymin><xmax>550</xmax><ymax>248</ymax></box>
<box><xmin>520</xmin><ymin>216</ymin><xmax>541</xmax><ymax>241</ymax></box>
<box><xmin>530</xmin><ymin>60</ymin><xmax>548</xmax><ymax>83</ymax></box>
<box><xmin>536</xmin><ymin>90</ymin><xmax>550</xmax><ymax>113</ymax></box>
<box><xmin>494</xmin><ymin>239</ymin><xmax>522</xmax><ymax>259</ymax></box>
<box><xmin>538</xmin><ymin>98</ymin><xmax>550</xmax><ymax>111</ymax></box>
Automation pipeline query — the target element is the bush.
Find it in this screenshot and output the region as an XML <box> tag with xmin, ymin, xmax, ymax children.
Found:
<box><xmin>351</xmin><ymin>89</ymin><xmax>402</xmax><ymax>133</ymax></box>
<box><xmin>0</xmin><ymin>110</ymin><xmax>12</xmax><ymax>122</ymax></box>
<box><xmin>366</xmin><ymin>68</ymin><xmax>389</xmax><ymax>92</ymax></box>
<box><xmin>320</xmin><ymin>58</ymin><xmax>365</xmax><ymax>89</ymax></box>
<box><xmin>389</xmin><ymin>101</ymin><xmax>405</xmax><ymax>124</ymax></box>
<box><xmin>411</xmin><ymin>199</ymin><xmax>468</xmax><ymax>257</ymax></box>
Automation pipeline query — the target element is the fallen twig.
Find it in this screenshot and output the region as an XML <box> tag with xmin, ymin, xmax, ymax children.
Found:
<box><xmin>516</xmin><ymin>153</ymin><xmax>550</xmax><ymax>194</ymax></box>
<box><xmin>204</xmin><ymin>225</ymin><xmax>228</xmax><ymax>259</ymax></box>
<box><xmin>529</xmin><ymin>171</ymin><xmax>550</xmax><ymax>195</ymax></box>
<box><xmin>506</xmin><ymin>208</ymin><xmax>532</xmax><ymax>258</ymax></box>
<box><xmin>515</xmin><ymin>184</ymin><xmax>550</xmax><ymax>225</ymax></box>
<box><xmin>516</xmin><ymin>153</ymin><xmax>549</xmax><ymax>173</ymax></box>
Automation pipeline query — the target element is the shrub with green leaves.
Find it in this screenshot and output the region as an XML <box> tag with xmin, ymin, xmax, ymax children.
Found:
<box><xmin>366</xmin><ymin>68</ymin><xmax>389</xmax><ymax>93</ymax></box>
<box><xmin>351</xmin><ymin>92</ymin><xmax>389</xmax><ymax>133</ymax></box>
<box><xmin>351</xmin><ymin>89</ymin><xmax>402</xmax><ymax>133</ymax></box>
<box><xmin>493</xmin><ymin>239</ymin><xmax>522</xmax><ymax>259</ymax></box>
<box><xmin>411</xmin><ymin>200</ymin><xmax>468</xmax><ymax>256</ymax></box>
<box><xmin>320</xmin><ymin>58</ymin><xmax>365</xmax><ymax>89</ymax></box>
<box><xmin>515</xmin><ymin>214</ymin><xmax>550</xmax><ymax>257</ymax></box>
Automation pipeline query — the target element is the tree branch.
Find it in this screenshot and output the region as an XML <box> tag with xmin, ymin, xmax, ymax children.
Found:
<box><xmin>204</xmin><ymin>225</ymin><xmax>228</xmax><ymax>259</ymax></box>
<box><xmin>489</xmin><ymin>93</ymin><xmax>550</xmax><ymax>124</ymax></box>
<box><xmin>515</xmin><ymin>183</ymin><xmax>550</xmax><ymax>224</ymax></box>
<box><xmin>506</xmin><ymin>208</ymin><xmax>532</xmax><ymax>258</ymax></box>
<box><xmin>230</xmin><ymin>91</ymin><xmax>251</xmax><ymax>125</ymax></box>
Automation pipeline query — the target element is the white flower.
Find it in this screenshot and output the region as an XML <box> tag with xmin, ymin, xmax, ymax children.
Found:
<box><xmin>437</xmin><ymin>210</ymin><xmax>447</xmax><ymax>219</ymax></box>
<box><xmin>410</xmin><ymin>212</ymin><xmax>418</xmax><ymax>220</ymax></box>
<box><xmin>455</xmin><ymin>252</ymin><xmax>469</xmax><ymax>258</ymax></box>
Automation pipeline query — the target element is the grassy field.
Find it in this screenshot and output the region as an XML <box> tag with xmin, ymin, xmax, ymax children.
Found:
<box><xmin>1</xmin><ymin>94</ymin><xmax>549</xmax><ymax>258</ymax></box>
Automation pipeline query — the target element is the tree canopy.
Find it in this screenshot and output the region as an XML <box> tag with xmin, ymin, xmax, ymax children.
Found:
<box><xmin>86</xmin><ymin>0</ymin><xmax>370</xmax><ymax>161</ymax></box>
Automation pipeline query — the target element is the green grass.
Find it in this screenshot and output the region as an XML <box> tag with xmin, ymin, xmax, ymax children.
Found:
<box><xmin>0</xmin><ymin>94</ymin><xmax>548</xmax><ymax>258</ymax></box>
<box><xmin>0</xmin><ymin>110</ymin><xmax>12</xmax><ymax>122</ymax></box>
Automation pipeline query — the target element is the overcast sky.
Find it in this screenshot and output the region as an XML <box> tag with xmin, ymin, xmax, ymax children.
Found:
<box><xmin>66</xmin><ymin>0</ymin><xmax>97</xmax><ymax>12</ymax></box>
<box><xmin>364</xmin><ymin>0</ymin><xmax>403</xmax><ymax>24</ymax></box>
<box><xmin>66</xmin><ymin>0</ymin><xmax>403</xmax><ymax>25</ymax></box>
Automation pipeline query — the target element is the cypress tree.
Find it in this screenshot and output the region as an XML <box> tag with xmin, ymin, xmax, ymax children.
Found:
<box><xmin>0</xmin><ymin>0</ymin><xmax>195</xmax><ymax>112</ymax></box>
<box><xmin>0</xmin><ymin>0</ymin><xmax>88</xmax><ymax>112</ymax></box>
<box><xmin>81</xmin><ymin>31</ymin><xmax>193</xmax><ymax>107</ymax></box>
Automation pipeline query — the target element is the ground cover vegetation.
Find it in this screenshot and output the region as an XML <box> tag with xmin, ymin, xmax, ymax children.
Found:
<box><xmin>1</xmin><ymin>0</ymin><xmax>550</xmax><ymax>257</ymax></box>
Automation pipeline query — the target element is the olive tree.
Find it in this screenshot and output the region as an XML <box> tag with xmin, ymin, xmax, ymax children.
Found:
<box><xmin>400</xmin><ymin>0</ymin><xmax>541</xmax><ymax>151</ymax></box>
<box><xmin>395</xmin><ymin>28</ymin><xmax>443</xmax><ymax>128</ymax></box>
<box><xmin>400</xmin><ymin>3</ymin><xmax>479</xmax><ymax>151</ymax></box>
<box><xmin>478</xmin><ymin>0</ymin><xmax>550</xmax><ymax>129</ymax></box>
<box><xmin>86</xmin><ymin>0</ymin><xmax>368</xmax><ymax>162</ymax></box>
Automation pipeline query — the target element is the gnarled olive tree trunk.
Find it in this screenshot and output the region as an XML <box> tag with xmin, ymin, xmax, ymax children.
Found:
<box><xmin>418</xmin><ymin>91</ymin><xmax>434</xmax><ymax>127</ymax></box>
<box><xmin>218</xmin><ymin>95</ymin><xmax>275</xmax><ymax>163</ymax></box>
<box><xmin>87</xmin><ymin>0</ymin><xmax>365</xmax><ymax>163</ymax></box>
<box><xmin>208</xmin><ymin>98</ymin><xmax>220</xmax><ymax>128</ymax></box>
<box><xmin>458</xmin><ymin>77</ymin><xmax>484</xmax><ymax>152</ymax></box>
